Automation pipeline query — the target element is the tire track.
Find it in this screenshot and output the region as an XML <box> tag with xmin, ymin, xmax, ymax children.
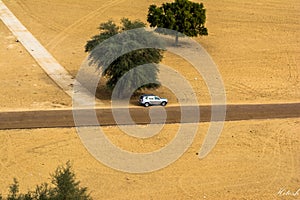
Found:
<box><xmin>229</xmin><ymin>82</ymin><xmax>278</xmax><ymax>98</ymax></box>
<box><xmin>16</xmin><ymin>0</ymin><xmax>64</xmax><ymax>32</ymax></box>
<box><xmin>3</xmin><ymin>134</ymin><xmax>22</xmax><ymax>182</ymax></box>
<box><xmin>264</xmin><ymin>122</ymin><xmax>285</xmax><ymax>197</ymax></box>
<box><xmin>261</xmin><ymin>120</ymin><xmax>299</xmax><ymax>198</ymax></box>
<box><xmin>45</xmin><ymin>0</ymin><xmax>126</xmax><ymax>51</ymax></box>
<box><xmin>261</xmin><ymin>3</ymin><xmax>300</xmax><ymax>94</ymax></box>
<box><xmin>226</xmin><ymin>1</ymin><xmax>300</xmax><ymax>102</ymax></box>
<box><xmin>0</xmin><ymin>134</ymin><xmax>10</xmax><ymax>179</ymax></box>
<box><xmin>255</xmin><ymin>5</ymin><xmax>300</xmax><ymax>193</ymax></box>
<box><xmin>286</xmin><ymin>52</ymin><xmax>299</xmax><ymax>86</ymax></box>
<box><xmin>280</xmin><ymin>120</ymin><xmax>299</xmax><ymax>186</ymax></box>
<box><xmin>0</xmin><ymin>0</ymin><xmax>98</xmax><ymax>104</ymax></box>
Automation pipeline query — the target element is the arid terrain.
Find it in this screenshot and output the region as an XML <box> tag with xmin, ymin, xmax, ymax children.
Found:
<box><xmin>0</xmin><ymin>119</ymin><xmax>299</xmax><ymax>199</ymax></box>
<box><xmin>0</xmin><ymin>0</ymin><xmax>299</xmax><ymax>199</ymax></box>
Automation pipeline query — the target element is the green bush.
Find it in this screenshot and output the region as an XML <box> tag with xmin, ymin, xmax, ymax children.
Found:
<box><xmin>0</xmin><ymin>161</ymin><xmax>92</xmax><ymax>200</ymax></box>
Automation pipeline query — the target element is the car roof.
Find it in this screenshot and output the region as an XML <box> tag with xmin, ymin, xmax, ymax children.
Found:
<box><xmin>141</xmin><ymin>94</ymin><xmax>155</xmax><ymax>96</ymax></box>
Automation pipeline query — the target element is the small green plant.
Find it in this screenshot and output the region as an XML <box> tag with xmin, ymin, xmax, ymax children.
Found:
<box><xmin>0</xmin><ymin>161</ymin><xmax>91</xmax><ymax>200</ymax></box>
<box><xmin>50</xmin><ymin>161</ymin><xmax>91</xmax><ymax>200</ymax></box>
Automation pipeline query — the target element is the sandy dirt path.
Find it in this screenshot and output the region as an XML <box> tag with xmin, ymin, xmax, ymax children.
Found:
<box><xmin>0</xmin><ymin>103</ymin><xmax>299</xmax><ymax>129</ymax></box>
<box><xmin>1</xmin><ymin>0</ymin><xmax>299</xmax><ymax>110</ymax></box>
<box><xmin>0</xmin><ymin>20</ymin><xmax>71</xmax><ymax>110</ymax></box>
<box><xmin>0</xmin><ymin>0</ymin><xmax>299</xmax><ymax>199</ymax></box>
<box><xmin>0</xmin><ymin>0</ymin><xmax>99</xmax><ymax>107</ymax></box>
<box><xmin>0</xmin><ymin>0</ymin><xmax>75</xmax><ymax>95</ymax></box>
<box><xmin>2</xmin><ymin>0</ymin><xmax>298</xmax><ymax>105</ymax></box>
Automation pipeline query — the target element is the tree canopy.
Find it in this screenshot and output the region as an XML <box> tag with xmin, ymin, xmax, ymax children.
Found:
<box><xmin>0</xmin><ymin>162</ymin><xmax>91</xmax><ymax>200</ymax></box>
<box><xmin>147</xmin><ymin>0</ymin><xmax>208</xmax><ymax>45</ymax></box>
<box><xmin>85</xmin><ymin>18</ymin><xmax>165</xmax><ymax>98</ymax></box>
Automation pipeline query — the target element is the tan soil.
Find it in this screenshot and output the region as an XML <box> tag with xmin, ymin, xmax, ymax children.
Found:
<box><xmin>1</xmin><ymin>0</ymin><xmax>299</xmax><ymax>108</ymax></box>
<box><xmin>0</xmin><ymin>0</ymin><xmax>299</xmax><ymax>199</ymax></box>
<box><xmin>0</xmin><ymin>118</ymin><xmax>299</xmax><ymax>199</ymax></box>
<box><xmin>0</xmin><ymin>21</ymin><xmax>71</xmax><ymax>111</ymax></box>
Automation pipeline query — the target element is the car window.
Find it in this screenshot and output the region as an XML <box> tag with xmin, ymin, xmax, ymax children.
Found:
<box><xmin>149</xmin><ymin>97</ymin><xmax>154</xmax><ymax>100</ymax></box>
<box><xmin>155</xmin><ymin>97</ymin><xmax>160</xmax><ymax>100</ymax></box>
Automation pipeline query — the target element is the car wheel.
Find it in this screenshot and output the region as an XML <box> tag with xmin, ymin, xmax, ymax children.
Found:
<box><xmin>144</xmin><ymin>102</ymin><xmax>150</xmax><ymax>107</ymax></box>
<box><xmin>161</xmin><ymin>101</ymin><xmax>166</xmax><ymax>106</ymax></box>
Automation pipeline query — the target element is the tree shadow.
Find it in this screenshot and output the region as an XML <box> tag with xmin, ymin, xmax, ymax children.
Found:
<box><xmin>94</xmin><ymin>82</ymin><xmax>177</xmax><ymax>107</ymax></box>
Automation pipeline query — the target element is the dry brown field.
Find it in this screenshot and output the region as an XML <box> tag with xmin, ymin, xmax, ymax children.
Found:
<box><xmin>0</xmin><ymin>119</ymin><xmax>299</xmax><ymax>199</ymax></box>
<box><xmin>0</xmin><ymin>0</ymin><xmax>299</xmax><ymax>199</ymax></box>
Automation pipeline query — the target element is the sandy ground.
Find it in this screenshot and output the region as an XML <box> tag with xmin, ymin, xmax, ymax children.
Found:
<box><xmin>0</xmin><ymin>118</ymin><xmax>299</xmax><ymax>199</ymax></box>
<box><xmin>1</xmin><ymin>0</ymin><xmax>299</xmax><ymax>108</ymax></box>
<box><xmin>0</xmin><ymin>0</ymin><xmax>299</xmax><ymax>199</ymax></box>
<box><xmin>0</xmin><ymin>21</ymin><xmax>71</xmax><ymax>110</ymax></box>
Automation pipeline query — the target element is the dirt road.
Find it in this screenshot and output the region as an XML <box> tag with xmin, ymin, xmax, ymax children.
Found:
<box><xmin>1</xmin><ymin>103</ymin><xmax>299</xmax><ymax>129</ymax></box>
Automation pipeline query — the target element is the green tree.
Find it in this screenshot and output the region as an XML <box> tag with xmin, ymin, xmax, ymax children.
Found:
<box><xmin>147</xmin><ymin>0</ymin><xmax>208</xmax><ymax>45</ymax></box>
<box><xmin>7</xmin><ymin>178</ymin><xmax>21</xmax><ymax>200</ymax></box>
<box><xmin>30</xmin><ymin>183</ymin><xmax>52</xmax><ymax>200</ymax></box>
<box><xmin>50</xmin><ymin>161</ymin><xmax>91</xmax><ymax>200</ymax></box>
<box><xmin>85</xmin><ymin>18</ymin><xmax>165</xmax><ymax>98</ymax></box>
<box><xmin>0</xmin><ymin>162</ymin><xmax>91</xmax><ymax>200</ymax></box>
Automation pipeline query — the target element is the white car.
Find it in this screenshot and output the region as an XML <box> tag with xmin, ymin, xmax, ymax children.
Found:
<box><xmin>139</xmin><ymin>94</ymin><xmax>168</xmax><ymax>107</ymax></box>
